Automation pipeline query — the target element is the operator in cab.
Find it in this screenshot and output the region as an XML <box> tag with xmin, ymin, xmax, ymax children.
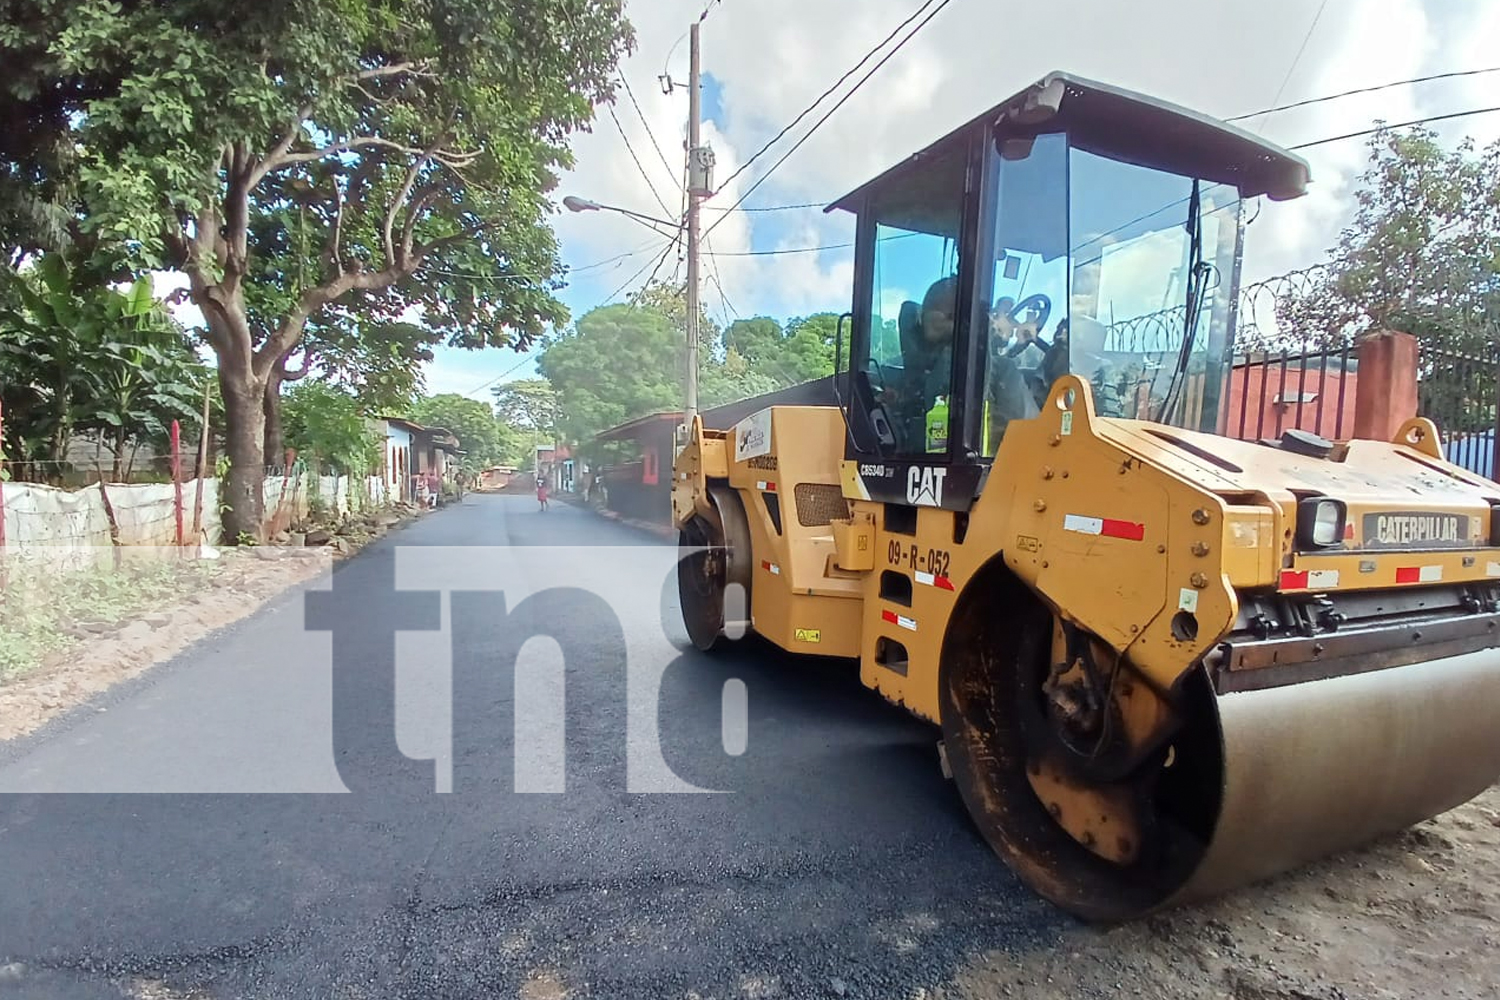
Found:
<box><xmin>897</xmin><ymin>275</ymin><xmax>959</xmax><ymax>452</ymax></box>
<box><xmin>900</xmin><ymin>276</ymin><xmax>1059</xmax><ymax>455</ymax></box>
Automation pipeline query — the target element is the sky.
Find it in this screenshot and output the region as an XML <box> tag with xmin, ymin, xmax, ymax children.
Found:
<box><xmin>164</xmin><ymin>0</ymin><xmax>1500</xmax><ymax>403</ymax></box>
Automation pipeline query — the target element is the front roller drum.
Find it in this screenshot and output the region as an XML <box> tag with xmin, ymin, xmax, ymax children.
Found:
<box><xmin>677</xmin><ymin>486</ymin><xmax>754</xmax><ymax>652</ymax></box>
<box><xmin>939</xmin><ymin>580</ymin><xmax>1500</xmax><ymax>921</ymax></box>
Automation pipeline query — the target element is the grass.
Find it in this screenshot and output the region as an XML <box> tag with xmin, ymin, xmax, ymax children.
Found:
<box><xmin>0</xmin><ymin>550</ymin><xmax>226</xmax><ymax>683</ymax></box>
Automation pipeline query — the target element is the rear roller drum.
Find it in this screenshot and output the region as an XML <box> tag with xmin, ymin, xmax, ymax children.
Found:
<box><xmin>677</xmin><ymin>487</ymin><xmax>753</xmax><ymax>652</ymax></box>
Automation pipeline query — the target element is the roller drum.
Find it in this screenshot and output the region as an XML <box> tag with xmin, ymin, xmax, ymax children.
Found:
<box><xmin>1174</xmin><ymin>648</ymin><xmax>1500</xmax><ymax>903</ymax></box>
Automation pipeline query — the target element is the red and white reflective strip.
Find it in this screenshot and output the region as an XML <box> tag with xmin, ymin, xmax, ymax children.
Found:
<box><xmin>755</xmin><ymin>480</ymin><xmax>778</xmax><ymax>492</ymax></box>
<box><xmin>1280</xmin><ymin>569</ymin><xmax>1340</xmax><ymax>590</ymax></box>
<box><xmin>913</xmin><ymin>570</ymin><xmax>955</xmax><ymax>591</ymax></box>
<box><xmin>1063</xmin><ymin>513</ymin><xmax>1145</xmax><ymax>542</ymax></box>
<box><xmin>760</xmin><ymin>560</ymin><xmax>781</xmax><ymax>575</ymax></box>
<box><xmin>1395</xmin><ymin>564</ymin><xmax>1443</xmax><ymax>584</ymax></box>
<box><xmin>881</xmin><ymin>609</ymin><xmax>917</xmax><ymax>631</ymax></box>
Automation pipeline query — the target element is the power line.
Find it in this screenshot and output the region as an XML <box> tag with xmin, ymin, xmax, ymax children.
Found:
<box><xmin>704</xmin><ymin>0</ymin><xmax>956</xmax><ymax>238</ymax></box>
<box><xmin>1288</xmin><ymin>105</ymin><xmax>1500</xmax><ymax>149</ymax></box>
<box><xmin>698</xmin><ymin>68</ymin><xmax>1500</xmax><ymax>217</ymax></box>
<box><xmin>579</xmin><ymin>106</ymin><xmax>1495</xmax><ymax>287</ymax></box>
<box><xmin>418</xmin><ymin>242</ymin><xmax>661</xmax><ymax>283</ymax></box>
<box><xmin>709</xmin><ymin>240</ymin><xmax>852</xmax><ymax>256</ymax></box>
<box><xmin>702</xmin><ymin>201</ymin><xmax>826</xmax><ymax>213</ymax></box>
<box><xmin>465</xmin><ymin>350</ymin><xmax>538</xmax><ymax>397</ymax></box>
<box><xmin>607</xmin><ymin>235</ymin><xmax>679</xmax><ymax>305</ymax></box>
<box><xmin>1227</xmin><ymin>65</ymin><xmax>1500</xmax><ymax>122</ymax></box>
<box><xmin>456</xmin><ymin>240</ymin><xmax>672</xmax><ymax>398</ymax></box>
<box><xmin>619</xmin><ymin>74</ymin><xmax>680</xmax><ymax>183</ymax></box>
<box><xmin>605</xmin><ymin>102</ymin><xmax>676</xmax><ymax>219</ymax></box>
<box><xmin>1249</xmin><ymin>0</ymin><xmax>1328</xmax><ymax>133</ymax></box>
<box><xmin>702</xmin><ymin>230</ymin><xmax>737</xmax><ymax>325</ymax></box>
<box><xmin>708</xmin><ymin>0</ymin><xmax>944</xmax><ymax>199</ymax></box>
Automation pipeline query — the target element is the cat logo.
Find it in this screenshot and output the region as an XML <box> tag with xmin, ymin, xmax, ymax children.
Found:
<box><xmin>906</xmin><ymin>466</ymin><xmax>947</xmax><ymax>507</ymax></box>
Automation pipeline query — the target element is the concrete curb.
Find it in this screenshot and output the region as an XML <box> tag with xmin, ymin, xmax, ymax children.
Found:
<box><xmin>558</xmin><ymin>494</ymin><xmax>676</xmax><ymax>541</ymax></box>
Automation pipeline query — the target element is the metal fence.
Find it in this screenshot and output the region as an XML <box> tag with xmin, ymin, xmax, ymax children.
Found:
<box><xmin>1098</xmin><ymin>264</ymin><xmax>1358</xmax><ymax>440</ymax></box>
<box><xmin>1419</xmin><ymin>346</ymin><xmax>1500</xmax><ymax>479</ymax></box>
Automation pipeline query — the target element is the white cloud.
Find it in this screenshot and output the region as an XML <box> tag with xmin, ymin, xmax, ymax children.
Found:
<box><xmin>551</xmin><ymin>0</ymin><xmax>1490</xmax><ymax>333</ymax></box>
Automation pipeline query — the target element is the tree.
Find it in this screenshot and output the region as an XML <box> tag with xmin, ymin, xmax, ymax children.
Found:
<box><xmin>0</xmin><ymin>253</ymin><xmax>208</xmax><ymax>481</ymax></box>
<box><xmin>1283</xmin><ymin>127</ymin><xmax>1500</xmax><ymax>351</ymax></box>
<box><xmin>268</xmin><ymin>316</ymin><xmax>440</xmax><ymax>460</ymax></box>
<box><xmin>410</xmin><ymin>393</ymin><xmax>501</xmax><ymax>471</ymax></box>
<box><xmin>29</xmin><ymin>0</ymin><xmax>633</xmax><ymax>539</ymax></box>
<box><xmin>281</xmin><ymin>381</ymin><xmax>381</xmax><ymax>476</ymax></box>
<box><xmin>537</xmin><ymin>305</ymin><xmax>681</xmax><ymax>443</ymax></box>
<box><xmin>725</xmin><ymin>312</ymin><xmax>839</xmax><ymax>386</ymax></box>
<box><xmin>491</xmin><ymin>378</ymin><xmax>558</xmax><ymax>433</ymax></box>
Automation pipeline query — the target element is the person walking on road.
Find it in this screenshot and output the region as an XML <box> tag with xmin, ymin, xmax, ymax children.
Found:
<box><xmin>536</xmin><ymin>475</ymin><xmax>550</xmax><ymax>512</ymax></box>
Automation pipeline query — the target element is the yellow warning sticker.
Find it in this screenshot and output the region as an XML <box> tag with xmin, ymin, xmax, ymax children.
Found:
<box><xmin>794</xmin><ymin>628</ymin><xmax>822</xmax><ymax>643</ymax></box>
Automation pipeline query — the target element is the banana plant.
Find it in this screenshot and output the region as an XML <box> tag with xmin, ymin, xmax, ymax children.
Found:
<box><xmin>0</xmin><ymin>253</ymin><xmax>208</xmax><ymax>481</ymax></box>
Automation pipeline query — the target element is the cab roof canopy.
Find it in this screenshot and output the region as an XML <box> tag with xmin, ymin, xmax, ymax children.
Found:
<box><xmin>825</xmin><ymin>71</ymin><xmax>1311</xmax><ymax>215</ymax></box>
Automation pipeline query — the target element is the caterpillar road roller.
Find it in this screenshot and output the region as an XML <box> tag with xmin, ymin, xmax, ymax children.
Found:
<box><xmin>671</xmin><ymin>71</ymin><xmax>1500</xmax><ymax>920</ymax></box>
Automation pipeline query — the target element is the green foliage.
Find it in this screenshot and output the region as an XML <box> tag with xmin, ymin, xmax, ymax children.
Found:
<box><xmin>1284</xmin><ymin>128</ymin><xmax>1500</xmax><ymax>351</ymax></box>
<box><xmin>306</xmin><ymin>318</ymin><xmax>441</xmax><ymax>414</ymax></box>
<box><xmin>282</xmin><ymin>381</ymin><xmax>381</xmax><ymax>474</ymax></box>
<box><xmin>724</xmin><ymin>312</ymin><xmax>839</xmax><ymax>386</ymax></box>
<box><xmin>537</xmin><ymin>304</ymin><xmax>680</xmax><ymax>443</ymax></box>
<box><xmin>1279</xmin><ymin>128</ymin><xmax>1500</xmax><ymax>438</ymax></box>
<box><xmin>491</xmin><ymin>378</ymin><xmax>558</xmax><ymax>433</ymax></box>
<box><xmin>410</xmin><ymin>392</ymin><xmax>502</xmax><ymax>471</ymax></box>
<box><xmin>0</xmin><ymin>251</ymin><xmax>208</xmax><ymax>478</ymax></box>
<box><xmin>5</xmin><ymin>0</ymin><xmax>633</xmax><ymax>534</ymax></box>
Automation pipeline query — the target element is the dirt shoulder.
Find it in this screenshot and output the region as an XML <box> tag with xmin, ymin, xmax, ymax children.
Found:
<box><xmin>950</xmin><ymin>785</ymin><xmax>1500</xmax><ymax>1000</ymax></box>
<box><xmin>0</xmin><ymin>505</ymin><xmax>426</xmax><ymax>742</ymax></box>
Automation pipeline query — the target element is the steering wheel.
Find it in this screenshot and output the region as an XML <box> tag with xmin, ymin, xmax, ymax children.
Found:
<box><xmin>864</xmin><ymin>356</ymin><xmax>894</xmax><ymax>401</ymax></box>
<box><xmin>1003</xmin><ymin>293</ymin><xmax>1054</xmax><ymax>358</ymax></box>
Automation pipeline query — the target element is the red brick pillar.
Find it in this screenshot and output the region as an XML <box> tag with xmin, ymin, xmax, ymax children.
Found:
<box><xmin>1353</xmin><ymin>331</ymin><xmax>1418</xmax><ymax>441</ymax></box>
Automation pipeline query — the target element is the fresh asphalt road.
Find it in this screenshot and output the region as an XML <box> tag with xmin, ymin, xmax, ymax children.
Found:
<box><xmin>0</xmin><ymin>494</ymin><xmax>1072</xmax><ymax>999</ymax></box>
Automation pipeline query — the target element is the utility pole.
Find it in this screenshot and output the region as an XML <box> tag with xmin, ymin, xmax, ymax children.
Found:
<box><xmin>683</xmin><ymin>20</ymin><xmax>703</xmax><ymax>432</ymax></box>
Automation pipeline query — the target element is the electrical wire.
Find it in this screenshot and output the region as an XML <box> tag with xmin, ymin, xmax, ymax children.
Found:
<box><xmin>619</xmin><ymin>74</ymin><xmax>680</xmax><ymax>183</ymax></box>
<box><xmin>1226</xmin><ymin>65</ymin><xmax>1500</xmax><ymax>122</ymax></box>
<box><xmin>605</xmin><ymin>102</ymin><xmax>676</xmax><ymax>219</ymax></box>
<box><xmin>701</xmin><ymin>201</ymin><xmax>826</xmax><ymax>213</ymax></box>
<box><xmin>1248</xmin><ymin>0</ymin><xmax>1329</xmax><ymax>133</ymax></box>
<box><xmin>704</xmin><ymin>0</ymin><xmax>956</xmax><ymax>238</ymax></box>
<box><xmin>708</xmin><ymin>0</ymin><xmax>945</xmax><ymax>199</ymax></box>
<box><xmin>1288</xmin><ymin>105</ymin><xmax>1500</xmax><ymax>149</ymax></box>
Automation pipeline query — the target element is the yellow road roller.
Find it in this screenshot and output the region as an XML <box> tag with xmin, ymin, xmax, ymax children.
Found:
<box><xmin>672</xmin><ymin>71</ymin><xmax>1500</xmax><ymax>921</ymax></box>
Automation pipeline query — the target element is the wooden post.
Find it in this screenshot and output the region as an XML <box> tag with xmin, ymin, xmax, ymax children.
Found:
<box><xmin>171</xmin><ymin>419</ymin><xmax>184</xmax><ymax>546</ymax></box>
<box><xmin>96</xmin><ymin>463</ymin><xmax>122</xmax><ymax>568</ymax></box>
<box><xmin>192</xmin><ymin>382</ymin><xmax>210</xmax><ymax>545</ymax></box>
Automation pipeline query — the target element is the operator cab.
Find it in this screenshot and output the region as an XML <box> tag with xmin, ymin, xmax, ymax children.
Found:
<box><xmin>829</xmin><ymin>72</ymin><xmax>1310</xmax><ymax>509</ymax></box>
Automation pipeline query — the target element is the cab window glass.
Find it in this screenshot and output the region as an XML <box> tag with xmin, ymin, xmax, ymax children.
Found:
<box><xmin>978</xmin><ymin>132</ymin><xmax>1069</xmax><ymax>457</ymax></box>
<box><xmin>1068</xmin><ymin>150</ymin><xmax>1241</xmax><ymax>429</ymax></box>
<box><xmin>862</xmin><ymin>144</ymin><xmax>966</xmax><ymax>455</ymax></box>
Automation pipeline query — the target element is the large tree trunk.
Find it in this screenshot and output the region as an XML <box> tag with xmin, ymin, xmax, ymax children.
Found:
<box><xmin>263</xmin><ymin>366</ymin><xmax>285</xmax><ymax>466</ymax></box>
<box><xmin>219</xmin><ymin>362</ymin><xmax>267</xmax><ymax>543</ymax></box>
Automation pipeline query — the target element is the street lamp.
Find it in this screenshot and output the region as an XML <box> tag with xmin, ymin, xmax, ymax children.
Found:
<box><xmin>562</xmin><ymin>195</ymin><xmax>678</xmax><ymax>234</ymax></box>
